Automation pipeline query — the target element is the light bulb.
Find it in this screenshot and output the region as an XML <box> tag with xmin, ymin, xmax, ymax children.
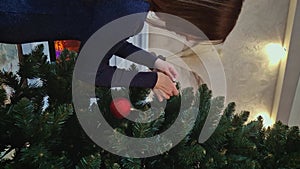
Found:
<box><xmin>265</xmin><ymin>43</ymin><xmax>286</xmax><ymax>65</ymax></box>
<box><xmin>255</xmin><ymin>112</ymin><xmax>275</xmax><ymax>128</ymax></box>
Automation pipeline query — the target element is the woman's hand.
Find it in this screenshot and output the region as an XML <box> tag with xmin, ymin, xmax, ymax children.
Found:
<box><xmin>153</xmin><ymin>88</ymin><xmax>170</xmax><ymax>102</ymax></box>
<box><xmin>154</xmin><ymin>59</ymin><xmax>178</xmax><ymax>82</ymax></box>
<box><xmin>154</xmin><ymin>72</ymin><xmax>179</xmax><ymax>101</ymax></box>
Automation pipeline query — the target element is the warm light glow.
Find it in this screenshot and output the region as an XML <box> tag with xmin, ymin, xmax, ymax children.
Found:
<box><xmin>265</xmin><ymin>43</ymin><xmax>286</xmax><ymax>65</ymax></box>
<box><xmin>255</xmin><ymin>112</ymin><xmax>275</xmax><ymax>128</ymax></box>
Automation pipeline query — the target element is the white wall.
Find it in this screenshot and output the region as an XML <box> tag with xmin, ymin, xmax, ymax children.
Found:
<box><xmin>289</xmin><ymin>75</ymin><xmax>300</xmax><ymax>126</ymax></box>
<box><xmin>148</xmin><ymin>0</ymin><xmax>290</xmax><ymax>121</ymax></box>
<box><xmin>274</xmin><ymin>0</ymin><xmax>300</xmax><ymax>125</ymax></box>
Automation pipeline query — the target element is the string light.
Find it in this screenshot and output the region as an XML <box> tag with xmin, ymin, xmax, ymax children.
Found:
<box><xmin>264</xmin><ymin>43</ymin><xmax>286</xmax><ymax>65</ymax></box>
<box><xmin>255</xmin><ymin>112</ymin><xmax>275</xmax><ymax>128</ymax></box>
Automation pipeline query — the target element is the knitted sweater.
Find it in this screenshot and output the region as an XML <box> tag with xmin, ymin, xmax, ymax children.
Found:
<box><xmin>0</xmin><ymin>0</ymin><xmax>158</xmax><ymax>88</ymax></box>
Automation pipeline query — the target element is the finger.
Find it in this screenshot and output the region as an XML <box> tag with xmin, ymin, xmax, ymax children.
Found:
<box><xmin>160</xmin><ymin>84</ymin><xmax>175</xmax><ymax>97</ymax></box>
<box><xmin>166</xmin><ymin>66</ymin><xmax>178</xmax><ymax>81</ymax></box>
<box><xmin>154</xmin><ymin>89</ymin><xmax>163</xmax><ymax>102</ymax></box>
<box><xmin>162</xmin><ymin>86</ymin><xmax>173</xmax><ymax>96</ymax></box>
<box><xmin>157</xmin><ymin>93</ymin><xmax>163</xmax><ymax>102</ymax></box>
<box><xmin>155</xmin><ymin>72</ymin><xmax>175</xmax><ymax>96</ymax></box>
<box><xmin>171</xmin><ymin>83</ymin><xmax>179</xmax><ymax>96</ymax></box>
<box><xmin>173</xmin><ymin>89</ymin><xmax>179</xmax><ymax>96</ymax></box>
<box><xmin>164</xmin><ymin>71</ymin><xmax>175</xmax><ymax>82</ymax></box>
<box><xmin>169</xmin><ymin>67</ymin><xmax>178</xmax><ymax>80</ymax></box>
<box><xmin>160</xmin><ymin>89</ymin><xmax>170</xmax><ymax>100</ymax></box>
<box><xmin>155</xmin><ymin>89</ymin><xmax>171</xmax><ymax>101</ymax></box>
<box><xmin>161</xmin><ymin>74</ymin><xmax>174</xmax><ymax>95</ymax></box>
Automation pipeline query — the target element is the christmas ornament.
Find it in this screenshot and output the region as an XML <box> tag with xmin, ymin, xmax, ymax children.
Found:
<box><xmin>110</xmin><ymin>97</ymin><xmax>131</xmax><ymax>119</ymax></box>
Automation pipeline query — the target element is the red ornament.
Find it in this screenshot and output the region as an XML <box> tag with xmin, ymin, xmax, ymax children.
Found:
<box><xmin>110</xmin><ymin>97</ymin><xmax>131</xmax><ymax>119</ymax></box>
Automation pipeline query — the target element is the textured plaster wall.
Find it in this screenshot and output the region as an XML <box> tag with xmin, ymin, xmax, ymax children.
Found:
<box><xmin>148</xmin><ymin>0</ymin><xmax>290</xmax><ymax>120</ymax></box>
<box><xmin>221</xmin><ymin>0</ymin><xmax>290</xmax><ymax>119</ymax></box>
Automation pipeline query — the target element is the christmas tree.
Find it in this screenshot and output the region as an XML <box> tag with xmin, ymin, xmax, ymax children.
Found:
<box><xmin>0</xmin><ymin>45</ymin><xmax>299</xmax><ymax>169</ymax></box>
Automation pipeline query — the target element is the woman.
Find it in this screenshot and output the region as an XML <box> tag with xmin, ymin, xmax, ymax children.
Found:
<box><xmin>0</xmin><ymin>0</ymin><xmax>244</xmax><ymax>101</ymax></box>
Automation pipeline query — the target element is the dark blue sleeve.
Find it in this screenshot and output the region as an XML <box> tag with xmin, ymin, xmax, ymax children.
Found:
<box><xmin>0</xmin><ymin>0</ymin><xmax>91</xmax><ymax>44</ymax></box>
<box><xmin>115</xmin><ymin>41</ymin><xmax>158</xmax><ymax>68</ymax></box>
<box><xmin>95</xmin><ymin>66</ymin><xmax>158</xmax><ymax>88</ymax></box>
<box><xmin>102</xmin><ymin>40</ymin><xmax>159</xmax><ymax>88</ymax></box>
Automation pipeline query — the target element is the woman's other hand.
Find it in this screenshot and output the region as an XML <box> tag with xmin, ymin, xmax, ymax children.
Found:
<box><xmin>154</xmin><ymin>59</ymin><xmax>178</xmax><ymax>82</ymax></box>
<box><xmin>153</xmin><ymin>88</ymin><xmax>170</xmax><ymax>102</ymax></box>
<box><xmin>154</xmin><ymin>72</ymin><xmax>179</xmax><ymax>101</ymax></box>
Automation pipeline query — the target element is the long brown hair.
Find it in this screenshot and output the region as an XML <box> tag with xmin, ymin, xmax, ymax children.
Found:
<box><xmin>148</xmin><ymin>0</ymin><xmax>244</xmax><ymax>42</ymax></box>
